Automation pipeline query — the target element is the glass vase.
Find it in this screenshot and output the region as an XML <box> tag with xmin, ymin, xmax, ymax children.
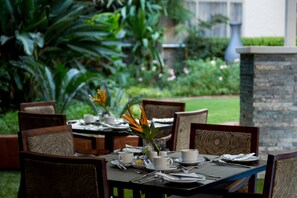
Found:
<box><xmin>142</xmin><ymin>138</ymin><xmax>163</xmax><ymax>158</ymax></box>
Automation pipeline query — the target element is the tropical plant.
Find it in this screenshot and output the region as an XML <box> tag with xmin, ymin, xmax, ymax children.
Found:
<box><xmin>183</xmin><ymin>15</ymin><xmax>229</xmax><ymax>60</ymax></box>
<box><xmin>12</xmin><ymin>56</ymin><xmax>103</xmax><ymax>113</ymax></box>
<box><xmin>122</xmin><ymin>104</ymin><xmax>160</xmax><ymax>153</ymax></box>
<box><xmin>89</xmin><ymin>83</ymin><xmax>141</xmax><ymax>117</ymax></box>
<box><xmin>0</xmin><ymin>0</ymin><xmax>124</xmax><ymax>112</ymax></box>
<box><xmin>117</xmin><ymin>0</ymin><xmax>165</xmax><ymax>75</ymax></box>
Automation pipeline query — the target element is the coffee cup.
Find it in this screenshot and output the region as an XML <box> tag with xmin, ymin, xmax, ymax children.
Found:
<box><xmin>118</xmin><ymin>152</ymin><xmax>133</xmax><ymax>165</ymax></box>
<box><xmin>159</xmin><ymin>151</ymin><xmax>167</xmax><ymax>157</ymax></box>
<box><xmin>153</xmin><ymin>156</ymin><xmax>173</xmax><ymax>170</ymax></box>
<box><xmin>105</xmin><ymin>116</ymin><xmax>116</xmax><ymax>125</ymax></box>
<box><xmin>149</xmin><ymin>151</ymin><xmax>158</xmax><ymax>163</ymax></box>
<box><xmin>83</xmin><ymin>114</ymin><xmax>95</xmax><ymax>124</ymax></box>
<box><xmin>181</xmin><ymin>149</ymin><xmax>198</xmax><ymax>163</ymax></box>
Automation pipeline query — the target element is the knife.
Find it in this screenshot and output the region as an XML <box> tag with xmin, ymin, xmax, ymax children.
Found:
<box><xmin>214</xmin><ymin>160</ymin><xmax>253</xmax><ymax>168</ymax></box>
<box><xmin>130</xmin><ymin>170</ymin><xmax>158</xmax><ymax>182</ymax></box>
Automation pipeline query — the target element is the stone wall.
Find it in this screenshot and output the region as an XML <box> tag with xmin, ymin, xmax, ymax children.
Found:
<box><xmin>238</xmin><ymin>47</ymin><xmax>297</xmax><ymax>158</ymax></box>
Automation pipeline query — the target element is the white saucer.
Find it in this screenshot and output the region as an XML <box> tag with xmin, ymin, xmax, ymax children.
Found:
<box><xmin>111</xmin><ymin>159</ymin><xmax>132</xmax><ymax>167</ymax></box>
<box><xmin>146</xmin><ymin>164</ymin><xmax>178</xmax><ymax>171</ymax></box>
<box><xmin>175</xmin><ymin>156</ymin><xmax>204</xmax><ymax>166</ymax></box>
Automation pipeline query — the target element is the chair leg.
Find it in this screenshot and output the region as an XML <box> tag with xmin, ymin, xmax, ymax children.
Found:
<box><xmin>133</xmin><ymin>190</ymin><xmax>142</xmax><ymax>198</ymax></box>
<box><xmin>117</xmin><ymin>187</ymin><xmax>124</xmax><ymax>198</ymax></box>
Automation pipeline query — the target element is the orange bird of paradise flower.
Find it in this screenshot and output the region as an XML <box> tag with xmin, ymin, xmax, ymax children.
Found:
<box><xmin>122</xmin><ymin>104</ymin><xmax>149</xmax><ymax>133</ymax></box>
<box><xmin>91</xmin><ymin>88</ymin><xmax>107</xmax><ymax>104</ymax></box>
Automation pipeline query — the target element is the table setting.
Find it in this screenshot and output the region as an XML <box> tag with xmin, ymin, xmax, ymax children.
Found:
<box><xmin>68</xmin><ymin>115</ymin><xmax>130</xmax><ymax>131</ymax></box>
<box><xmin>107</xmin><ymin>147</ymin><xmax>262</xmax><ymax>185</ymax></box>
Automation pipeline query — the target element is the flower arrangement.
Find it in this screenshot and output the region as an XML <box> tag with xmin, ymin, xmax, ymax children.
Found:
<box><xmin>122</xmin><ymin>104</ymin><xmax>160</xmax><ymax>153</ymax></box>
<box><xmin>90</xmin><ymin>87</ymin><xmax>110</xmax><ymax>115</ymax></box>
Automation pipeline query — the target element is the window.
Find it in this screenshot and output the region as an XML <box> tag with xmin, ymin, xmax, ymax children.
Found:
<box><xmin>184</xmin><ymin>0</ymin><xmax>243</xmax><ymax>37</ymax></box>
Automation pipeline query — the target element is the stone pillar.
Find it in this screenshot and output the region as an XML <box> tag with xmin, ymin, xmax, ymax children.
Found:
<box><xmin>238</xmin><ymin>47</ymin><xmax>297</xmax><ymax>156</ymax></box>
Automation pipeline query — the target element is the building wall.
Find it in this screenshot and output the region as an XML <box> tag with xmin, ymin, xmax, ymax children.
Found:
<box><xmin>242</xmin><ymin>0</ymin><xmax>285</xmax><ymax>37</ymax></box>
<box><xmin>182</xmin><ymin>0</ymin><xmax>287</xmax><ymax>38</ymax></box>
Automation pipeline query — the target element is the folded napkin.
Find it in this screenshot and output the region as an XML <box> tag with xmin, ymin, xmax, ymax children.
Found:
<box><xmin>152</xmin><ymin>118</ymin><xmax>174</xmax><ymax>123</ymax></box>
<box><xmin>123</xmin><ymin>144</ymin><xmax>142</xmax><ymax>153</ymax></box>
<box><xmin>222</xmin><ymin>153</ymin><xmax>255</xmax><ymax>161</ymax></box>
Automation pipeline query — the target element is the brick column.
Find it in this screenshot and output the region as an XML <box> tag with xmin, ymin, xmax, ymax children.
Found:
<box><xmin>238</xmin><ymin>47</ymin><xmax>297</xmax><ymax>155</ymax></box>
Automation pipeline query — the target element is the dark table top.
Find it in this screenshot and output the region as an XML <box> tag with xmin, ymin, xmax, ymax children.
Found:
<box><xmin>101</xmin><ymin>152</ymin><xmax>267</xmax><ymax>197</ymax></box>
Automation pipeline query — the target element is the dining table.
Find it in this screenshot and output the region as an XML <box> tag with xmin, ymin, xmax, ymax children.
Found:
<box><xmin>69</xmin><ymin>118</ymin><xmax>173</xmax><ymax>152</ymax></box>
<box><xmin>102</xmin><ymin>151</ymin><xmax>267</xmax><ymax>198</ymax></box>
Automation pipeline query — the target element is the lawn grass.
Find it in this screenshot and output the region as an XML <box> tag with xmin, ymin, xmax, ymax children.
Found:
<box><xmin>0</xmin><ymin>96</ymin><xmax>256</xmax><ymax>198</ymax></box>
<box><xmin>0</xmin><ymin>171</ymin><xmax>20</xmax><ymax>198</ymax></box>
<box><xmin>182</xmin><ymin>96</ymin><xmax>239</xmax><ymax>124</ymax></box>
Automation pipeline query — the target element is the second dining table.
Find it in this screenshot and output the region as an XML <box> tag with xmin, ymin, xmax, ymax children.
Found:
<box><xmin>102</xmin><ymin>151</ymin><xmax>267</xmax><ymax>198</ymax></box>
<box><xmin>69</xmin><ymin>118</ymin><xmax>173</xmax><ymax>152</ymax></box>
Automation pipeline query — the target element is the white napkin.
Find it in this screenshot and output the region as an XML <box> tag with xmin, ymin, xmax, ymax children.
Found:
<box><xmin>152</xmin><ymin>118</ymin><xmax>174</xmax><ymax>123</ymax></box>
<box><xmin>222</xmin><ymin>153</ymin><xmax>255</xmax><ymax>161</ymax></box>
<box><xmin>123</xmin><ymin>144</ymin><xmax>142</xmax><ymax>153</ymax></box>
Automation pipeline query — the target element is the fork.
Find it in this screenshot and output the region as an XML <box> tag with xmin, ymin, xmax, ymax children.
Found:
<box><xmin>180</xmin><ymin>165</ymin><xmax>195</xmax><ymax>173</ymax></box>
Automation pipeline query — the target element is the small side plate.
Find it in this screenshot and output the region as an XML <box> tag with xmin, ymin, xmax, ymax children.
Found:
<box><xmin>163</xmin><ymin>177</ymin><xmax>201</xmax><ymax>183</ymax></box>
<box><xmin>174</xmin><ymin>156</ymin><xmax>204</xmax><ymax>166</ymax></box>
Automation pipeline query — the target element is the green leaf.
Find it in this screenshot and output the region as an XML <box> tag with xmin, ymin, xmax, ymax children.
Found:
<box><xmin>16</xmin><ymin>32</ymin><xmax>34</xmax><ymax>55</ymax></box>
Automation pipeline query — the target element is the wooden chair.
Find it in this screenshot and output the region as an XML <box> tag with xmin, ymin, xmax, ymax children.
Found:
<box><xmin>18</xmin><ymin>125</ymin><xmax>109</xmax><ymax>197</ymax></box>
<box><xmin>18</xmin><ymin>111</ymin><xmax>102</xmax><ymax>154</ymax></box>
<box><xmin>142</xmin><ymin>99</ymin><xmax>185</xmax><ymax>141</ymax></box>
<box><xmin>18</xmin><ymin>125</ymin><xmax>76</xmax><ymax>156</ymax></box>
<box><xmin>190</xmin><ymin>123</ymin><xmax>259</xmax><ymax>193</ymax></box>
<box><xmin>142</xmin><ymin>99</ymin><xmax>185</xmax><ymax>120</ymax></box>
<box><xmin>18</xmin><ymin>111</ymin><xmax>66</xmax><ymax>131</ymax></box>
<box><xmin>169</xmin><ymin>109</ymin><xmax>208</xmax><ymax>151</ymax></box>
<box><xmin>224</xmin><ymin>150</ymin><xmax>297</xmax><ymax>198</ymax></box>
<box><xmin>19</xmin><ymin>151</ymin><xmax>109</xmax><ymax>198</ymax></box>
<box><xmin>19</xmin><ymin>101</ymin><xmax>56</xmax><ymax>114</ymax></box>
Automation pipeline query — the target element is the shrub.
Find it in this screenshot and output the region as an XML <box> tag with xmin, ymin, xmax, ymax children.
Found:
<box><xmin>185</xmin><ymin>36</ymin><xmax>287</xmax><ymax>61</ymax></box>
<box><xmin>242</xmin><ymin>37</ymin><xmax>284</xmax><ymax>46</ymax></box>
<box><xmin>167</xmin><ymin>58</ymin><xmax>240</xmax><ymax>97</ymax></box>
<box><xmin>0</xmin><ymin>111</ymin><xmax>18</xmax><ymax>134</ymax></box>
<box><xmin>125</xmin><ymin>86</ymin><xmax>172</xmax><ymax>99</ymax></box>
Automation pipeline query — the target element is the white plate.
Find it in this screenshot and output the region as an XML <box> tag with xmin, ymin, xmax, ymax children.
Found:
<box><xmin>163</xmin><ymin>177</ymin><xmax>201</xmax><ymax>183</ymax></box>
<box><xmin>111</xmin><ymin>159</ymin><xmax>132</xmax><ymax>167</ymax></box>
<box><xmin>146</xmin><ymin>164</ymin><xmax>178</xmax><ymax>171</ymax></box>
<box><xmin>174</xmin><ymin>156</ymin><xmax>204</xmax><ymax>166</ymax></box>
<box><xmin>102</xmin><ymin>123</ymin><xmax>130</xmax><ymax>130</ymax></box>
